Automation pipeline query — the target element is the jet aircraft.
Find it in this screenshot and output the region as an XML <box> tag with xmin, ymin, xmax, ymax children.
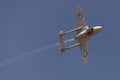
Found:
<box><xmin>58</xmin><ymin>5</ymin><xmax>102</xmax><ymax>64</ymax></box>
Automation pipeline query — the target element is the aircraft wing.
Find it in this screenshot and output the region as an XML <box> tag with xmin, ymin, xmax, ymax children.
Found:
<box><xmin>77</xmin><ymin>38</ymin><xmax>89</xmax><ymax>64</ymax></box>
<box><xmin>76</xmin><ymin>5</ymin><xmax>88</xmax><ymax>34</ymax></box>
<box><xmin>76</xmin><ymin>5</ymin><xmax>89</xmax><ymax>64</ymax></box>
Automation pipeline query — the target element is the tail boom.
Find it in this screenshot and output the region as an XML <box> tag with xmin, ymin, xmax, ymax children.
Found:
<box><xmin>60</xmin><ymin>43</ymin><xmax>81</xmax><ymax>53</ymax></box>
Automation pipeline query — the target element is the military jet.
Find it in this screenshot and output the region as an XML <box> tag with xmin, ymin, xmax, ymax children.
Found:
<box><xmin>58</xmin><ymin>5</ymin><xmax>102</xmax><ymax>64</ymax></box>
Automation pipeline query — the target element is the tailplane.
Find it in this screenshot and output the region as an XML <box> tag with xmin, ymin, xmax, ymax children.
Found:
<box><xmin>58</xmin><ymin>31</ymin><xmax>66</xmax><ymax>52</ymax></box>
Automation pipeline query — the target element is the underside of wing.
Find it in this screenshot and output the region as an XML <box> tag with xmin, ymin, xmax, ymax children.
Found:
<box><xmin>77</xmin><ymin>37</ymin><xmax>90</xmax><ymax>64</ymax></box>
<box><xmin>76</xmin><ymin>5</ymin><xmax>88</xmax><ymax>34</ymax></box>
<box><xmin>82</xmin><ymin>51</ymin><xmax>88</xmax><ymax>64</ymax></box>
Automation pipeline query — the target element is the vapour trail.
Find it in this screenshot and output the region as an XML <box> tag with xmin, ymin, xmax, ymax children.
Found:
<box><xmin>0</xmin><ymin>38</ymin><xmax>74</xmax><ymax>67</ymax></box>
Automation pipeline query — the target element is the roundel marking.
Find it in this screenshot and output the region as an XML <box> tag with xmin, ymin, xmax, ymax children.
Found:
<box><xmin>78</xmin><ymin>12</ymin><xmax>83</xmax><ymax>19</ymax></box>
<box><xmin>83</xmin><ymin>51</ymin><xmax>88</xmax><ymax>57</ymax></box>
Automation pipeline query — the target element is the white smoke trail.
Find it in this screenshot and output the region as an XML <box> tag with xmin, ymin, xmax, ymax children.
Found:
<box><xmin>0</xmin><ymin>38</ymin><xmax>74</xmax><ymax>67</ymax></box>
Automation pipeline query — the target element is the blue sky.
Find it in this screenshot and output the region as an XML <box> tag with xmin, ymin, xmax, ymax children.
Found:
<box><xmin>0</xmin><ymin>0</ymin><xmax>120</xmax><ymax>80</ymax></box>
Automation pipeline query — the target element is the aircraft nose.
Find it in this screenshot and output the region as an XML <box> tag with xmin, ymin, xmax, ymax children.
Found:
<box><xmin>94</xmin><ymin>26</ymin><xmax>103</xmax><ymax>32</ymax></box>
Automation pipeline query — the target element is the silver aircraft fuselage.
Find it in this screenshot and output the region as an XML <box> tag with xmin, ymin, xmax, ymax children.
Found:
<box><xmin>75</xmin><ymin>26</ymin><xmax>102</xmax><ymax>39</ymax></box>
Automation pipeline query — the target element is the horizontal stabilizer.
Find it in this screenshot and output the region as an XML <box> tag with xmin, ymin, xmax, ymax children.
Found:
<box><xmin>58</xmin><ymin>31</ymin><xmax>65</xmax><ymax>52</ymax></box>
